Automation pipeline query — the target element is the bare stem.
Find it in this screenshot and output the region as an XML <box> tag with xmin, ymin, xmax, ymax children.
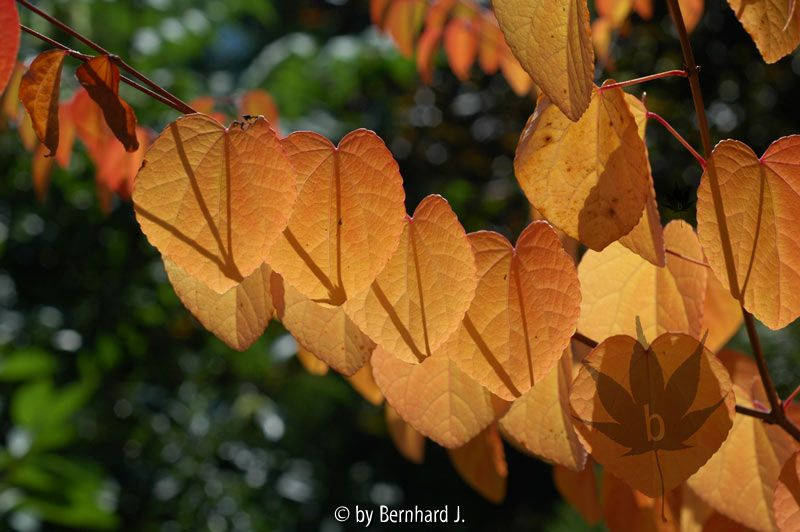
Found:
<box><xmin>646</xmin><ymin>111</ymin><xmax>706</xmax><ymax>168</ymax></box>
<box><xmin>784</xmin><ymin>383</ymin><xmax>800</xmax><ymax>409</ymax></box>
<box><xmin>598</xmin><ymin>69</ymin><xmax>688</xmax><ymax>92</ymax></box>
<box><xmin>16</xmin><ymin>0</ymin><xmax>195</xmax><ymax>114</ymax></box>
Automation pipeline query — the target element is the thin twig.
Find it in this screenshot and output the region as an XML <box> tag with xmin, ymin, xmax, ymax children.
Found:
<box><xmin>735</xmin><ymin>404</ymin><xmax>772</xmax><ymax>421</ymax></box>
<box><xmin>598</xmin><ymin>69</ymin><xmax>688</xmax><ymax>92</ymax></box>
<box><xmin>646</xmin><ymin>111</ymin><xmax>706</xmax><ymax>168</ymax></box>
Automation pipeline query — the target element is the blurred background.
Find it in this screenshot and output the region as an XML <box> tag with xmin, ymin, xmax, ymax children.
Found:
<box><xmin>1</xmin><ymin>0</ymin><xmax>800</xmax><ymax>530</ymax></box>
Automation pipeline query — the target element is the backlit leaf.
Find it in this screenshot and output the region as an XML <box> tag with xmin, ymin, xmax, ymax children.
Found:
<box><xmin>164</xmin><ymin>260</ymin><xmax>273</xmax><ymax>351</ymax></box>
<box><xmin>381</xmin><ymin>0</ymin><xmax>426</xmax><ymax>57</ymax></box>
<box><xmin>554</xmin><ymin>460</ymin><xmax>601</xmax><ymax>525</ymax></box>
<box><xmin>296</xmin><ymin>347</ymin><xmax>330</xmax><ymax>376</ymax></box>
<box><xmin>445</xmin><ymin>223</ymin><xmax>580</xmax><ymax>400</ymax></box>
<box><xmin>701</xmin><ymin>268</ymin><xmax>743</xmax><ymax>353</ymax></box>
<box><xmin>133</xmin><ymin>114</ymin><xmax>296</xmax><ymax>294</ymax></box>
<box><xmin>448</xmin><ymin>424</ymin><xmax>507</xmax><ymax>503</ymax></box>
<box><xmin>344</xmin><ymin>195</ymin><xmax>477</xmax><ymax>364</ymax></box>
<box><xmin>386</xmin><ymin>405</ymin><xmax>425</xmax><ymax>464</ymax></box>
<box><xmin>372</xmin><ymin>346</ymin><xmax>494</xmax><ymax>448</ymax></box>
<box><xmin>19</xmin><ymin>50</ymin><xmax>68</xmax><ymax>156</ymax></box>
<box><xmin>578</xmin><ymin>220</ymin><xmax>706</xmax><ymax>343</ymax></box>
<box><xmin>0</xmin><ymin>0</ymin><xmax>19</xmax><ymax>93</ymax></box>
<box><xmin>775</xmin><ymin>452</ymin><xmax>800</xmax><ymax>532</ymax></box>
<box><xmin>443</xmin><ymin>17</ymin><xmax>477</xmax><ymax>81</ymax></box>
<box><xmin>571</xmin><ymin>333</ymin><xmax>734</xmax><ymax>497</ymax></box>
<box><xmin>32</xmin><ymin>144</ymin><xmax>55</xmax><ymax>202</ymax></box>
<box><xmin>697</xmin><ymin>137</ymin><xmax>800</xmax><ymax>329</ymax></box>
<box><xmin>75</xmin><ymin>55</ymin><xmax>139</xmax><ymax>152</ymax></box>
<box><xmin>493</xmin><ymin>0</ymin><xmax>594</xmax><ymax>120</ymax></box>
<box><xmin>727</xmin><ymin>0</ymin><xmax>800</xmax><ymax>63</ymax></box>
<box><xmin>268</xmin><ymin>129</ymin><xmax>405</xmax><ymax>306</ymax></box>
<box><xmin>602</xmin><ymin>471</ymin><xmax>682</xmax><ymax>532</ymax></box>
<box><xmin>346</xmin><ymin>357</ymin><xmax>383</xmax><ymax>405</ymax></box>
<box><xmin>514</xmin><ymin>85</ymin><xmax>649</xmax><ymax>250</ymax></box>
<box><xmin>688</xmin><ymin>350</ymin><xmax>799</xmax><ymax>531</ymax></box>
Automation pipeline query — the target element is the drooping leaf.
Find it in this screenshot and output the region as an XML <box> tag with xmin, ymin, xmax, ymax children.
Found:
<box><xmin>688</xmin><ymin>350</ymin><xmax>799</xmax><ymax>531</ymax></box>
<box><xmin>571</xmin><ymin>333</ymin><xmax>734</xmax><ymax>497</ymax></box>
<box><xmin>75</xmin><ymin>55</ymin><xmax>139</xmax><ymax>152</ymax></box>
<box><xmin>296</xmin><ymin>347</ymin><xmax>330</xmax><ymax>376</ymax></box>
<box><xmin>493</xmin><ymin>0</ymin><xmax>594</xmax><ymax>120</ymax></box>
<box><xmin>381</xmin><ymin>0</ymin><xmax>427</xmax><ymax>57</ymax></box>
<box><xmin>697</xmin><ymin>137</ymin><xmax>800</xmax><ymax>329</ymax></box>
<box><xmin>164</xmin><ymin>260</ymin><xmax>273</xmax><ymax>351</ymax></box>
<box><xmin>515</xmin><ymin>84</ymin><xmax>650</xmax><ymax>250</ymax></box>
<box><xmin>344</xmin><ymin>195</ymin><xmax>477</xmax><ymax>364</ymax></box>
<box><xmin>499</xmin><ymin>348</ymin><xmax>587</xmax><ymax>470</ymax></box>
<box><xmin>372</xmin><ymin>346</ymin><xmax>494</xmax><ymax>448</ymax></box>
<box><xmin>448</xmin><ymin>424</ymin><xmax>507</xmax><ymax>503</ymax></box>
<box><xmin>727</xmin><ymin>0</ymin><xmax>800</xmax><ymax>63</ymax></box>
<box><xmin>445</xmin><ymin>223</ymin><xmax>580</xmax><ymax>400</ymax></box>
<box><xmin>602</xmin><ymin>471</ymin><xmax>682</xmax><ymax>532</ymax></box>
<box><xmin>775</xmin><ymin>452</ymin><xmax>800</xmax><ymax>532</ymax></box>
<box><xmin>19</xmin><ymin>50</ymin><xmax>68</xmax><ymax>156</ymax></box>
<box><xmin>133</xmin><ymin>113</ymin><xmax>297</xmax><ymax>294</ymax></box>
<box><xmin>268</xmin><ymin>129</ymin><xmax>406</xmax><ymax>306</ymax></box>
<box><xmin>0</xmin><ymin>0</ymin><xmax>20</xmax><ymax>93</ymax></box>
<box><xmin>443</xmin><ymin>16</ymin><xmax>477</xmax><ymax>81</ymax></box>
<box><xmin>553</xmin><ymin>459</ymin><xmax>602</xmax><ymax>525</ymax></box>
<box><xmin>345</xmin><ymin>357</ymin><xmax>383</xmax><ymax>405</ymax></box>
<box><xmin>386</xmin><ymin>405</ymin><xmax>425</xmax><ymax>464</ymax></box>
<box><xmin>31</xmin><ymin>144</ymin><xmax>55</xmax><ymax>202</ymax></box>
<box><xmin>1</xmin><ymin>62</ymin><xmax>24</xmax><ymax>123</ymax></box>
<box><xmin>578</xmin><ymin>220</ymin><xmax>706</xmax><ymax>344</ymax></box>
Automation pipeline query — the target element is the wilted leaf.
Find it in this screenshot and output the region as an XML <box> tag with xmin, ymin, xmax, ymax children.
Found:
<box><xmin>134</xmin><ymin>113</ymin><xmax>296</xmax><ymax>294</ymax></box>
<box><xmin>445</xmin><ymin>223</ymin><xmax>580</xmax><ymax>400</ymax></box>
<box><xmin>515</xmin><ymin>85</ymin><xmax>649</xmax><ymax>250</ymax></box>
<box><xmin>296</xmin><ymin>347</ymin><xmax>330</xmax><ymax>376</ymax></box>
<box><xmin>0</xmin><ymin>0</ymin><xmax>19</xmax><ymax>94</ymax></box>
<box><xmin>578</xmin><ymin>220</ymin><xmax>706</xmax><ymax>343</ymax></box>
<box><xmin>75</xmin><ymin>55</ymin><xmax>139</xmax><ymax>152</ymax></box>
<box><xmin>372</xmin><ymin>346</ymin><xmax>494</xmax><ymax>448</ymax></box>
<box><xmin>386</xmin><ymin>405</ymin><xmax>425</xmax><ymax>464</ymax></box>
<box><xmin>493</xmin><ymin>0</ymin><xmax>594</xmax><ymax>120</ymax></box>
<box><xmin>775</xmin><ymin>451</ymin><xmax>800</xmax><ymax>532</ymax></box>
<box><xmin>238</xmin><ymin>89</ymin><xmax>279</xmax><ymax>128</ymax></box>
<box><xmin>164</xmin><ymin>260</ymin><xmax>273</xmax><ymax>351</ymax></box>
<box><xmin>571</xmin><ymin>333</ymin><xmax>734</xmax><ymax>497</ymax></box>
<box><xmin>727</xmin><ymin>0</ymin><xmax>800</xmax><ymax>63</ymax></box>
<box><xmin>553</xmin><ymin>460</ymin><xmax>601</xmax><ymax>525</ymax></box>
<box><xmin>345</xmin><ymin>195</ymin><xmax>477</xmax><ymax>364</ymax></box>
<box><xmin>268</xmin><ymin>129</ymin><xmax>405</xmax><ymax>306</ymax></box>
<box><xmin>688</xmin><ymin>350</ymin><xmax>799</xmax><ymax>532</ymax></box>
<box><xmin>448</xmin><ymin>424</ymin><xmax>507</xmax><ymax>503</ymax></box>
<box><xmin>697</xmin><ymin>137</ymin><xmax>800</xmax><ymax>329</ymax></box>
<box><xmin>19</xmin><ymin>50</ymin><xmax>68</xmax><ymax>156</ymax></box>
<box><xmin>499</xmin><ymin>348</ymin><xmax>587</xmax><ymax>470</ymax></box>
<box><xmin>271</xmin><ymin>272</ymin><xmax>374</xmax><ymax>376</ymax></box>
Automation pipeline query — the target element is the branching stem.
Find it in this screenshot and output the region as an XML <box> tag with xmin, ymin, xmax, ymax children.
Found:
<box><xmin>598</xmin><ymin>69</ymin><xmax>688</xmax><ymax>92</ymax></box>
<box><xmin>646</xmin><ymin>111</ymin><xmax>706</xmax><ymax>168</ymax></box>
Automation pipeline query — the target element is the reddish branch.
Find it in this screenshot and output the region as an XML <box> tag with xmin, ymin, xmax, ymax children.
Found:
<box><xmin>598</xmin><ymin>69</ymin><xmax>688</xmax><ymax>92</ymax></box>
<box><xmin>646</xmin><ymin>111</ymin><xmax>706</xmax><ymax>168</ymax></box>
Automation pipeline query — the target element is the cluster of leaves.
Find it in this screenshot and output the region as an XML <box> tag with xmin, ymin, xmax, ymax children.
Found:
<box><xmin>4</xmin><ymin>0</ymin><xmax>800</xmax><ymax>530</ymax></box>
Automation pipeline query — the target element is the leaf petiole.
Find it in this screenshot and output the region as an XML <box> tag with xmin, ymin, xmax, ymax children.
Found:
<box><xmin>598</xmin><ymin>70</ymin><xmax>688</xmax><ymax>92</ymax></box>
<box><xmin>646</xmin><ymin>111</ymin><xmax>706</xmax><ymax>168</ymax></box>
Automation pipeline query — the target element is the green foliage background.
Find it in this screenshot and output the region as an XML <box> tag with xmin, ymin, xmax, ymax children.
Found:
<box><xmin>0</xmin><ymin>0</ymin><xmax>799</xmax><ymax>530</ymax></box>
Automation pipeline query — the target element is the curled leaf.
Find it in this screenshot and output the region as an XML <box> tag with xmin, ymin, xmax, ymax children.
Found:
<box><xmin>19</xmin><ymin>50</ymin><xmax>68</xmax><ymax>156</ymax></box>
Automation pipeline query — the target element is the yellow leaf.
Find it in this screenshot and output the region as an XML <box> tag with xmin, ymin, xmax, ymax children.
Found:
<box><xmin>514</xmin><ymin>85</ymin><xmax>650</xmax><ymax>250</ymax></box>
<box><xmin>296</xmin><ymin>347</ymin><xmax>330</xmax><ymax>376</ymax></box>
<box><xmin>697</xmin><ymin>137</ymin><xmax>800</xmax><ymax>329</ymax></box>
<box><xmin>271</xmin><ymin>272</ymin><xmax>374</xmax><ymax>376</ymax></box>
<box><xmin>493</xmin><ymin>0</ymin><xmax>594</xmax><ymax>120</ymax></box>
<box><xmin>344</xmin><ymin>195</ymin><xmax>477</xmax><ymax>364</ymax></box>
<box><xmin>448</xmin><ymin>424</ymin><xmax>507</xmax><ymax>503</ymax></box>
<box><xmin>727</xmin><ymin>0</ymin><xmax>800</xmax><ymax>63</ymax></box>
<box><xmin>499</xmin><ymin>348</ymin><xmax>587</xmax><ymax>470</ymax></box>
<box><xmin>372</xmin><ymin>346</ymin><xmax>494</xmax><ymax>448</ymax></box>
<box><xmin>688</xmin><ymin>350</ymin><xmax>799</xmax><ymax>531</ymax></box>
<box><xmin>596</xmin><ymin>0</ymin><xmax>635</xmax><ymax>27</ymax></box>
<box><xmin>133</xmin><ymin>114</ymin><xmax>297</xmax><ymax>294</ymax></box>
<box><xmin>571</xmin><ymin>333</ymin><xmax>735</xmax><ymax>498</ymax></box>
<box><xmin>164</xmin><ymin>260</ymin><xmax>273</xmax><ymax>351</ymax></box>
<box><xmin>386</xmin><ymin>405</ymin><xmax>425</xmax><ymax>464</ymax></box>
<box><xmin>775</xmin><ymin>451</ymin><xmax>800</xmax><ymax>532</ymax></box>
<box><xmin>19</xmin><ymin>50</ymin><xmax>68</xmax><ymax>157</ymax></box>
<box><xmin>268</xmin><ymin>129</ymin><xmax>406</xmax><ymax>306</ymax></box>
<box><xmin>553</xmin><ymin>459</ymin><xmax>601</xmax><ymax>525</ymax></box>
<box><xmin>445</xmin><ymin>223</ymin><xmax>580</xmax><ymax>400</ymax></box>
<box><xmin>702</xmin><ymin>269</ymin><xmax>743</xmax><ymax>353</ymax></box>
<box><xmin>578</xmin><ymin>220</ymin><xmax>706</xmax><ymax>343</ymax></box>
<box><xmin>345</xmin><ymin>357</ymin><xmax>383</xmax><ymax>405</ymax></box>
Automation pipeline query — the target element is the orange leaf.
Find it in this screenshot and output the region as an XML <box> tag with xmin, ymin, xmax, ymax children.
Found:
<box><xmin>238</xmin><ymin>89</ymin><xmax>279</xmax><ymax>128</ymax></box>
<box><xmin>476</xmin><ymin>15</ymin><xmax>501</xmax><ymax>75</ymax></box>
<box><xmin>448</xmin><ymin>424</ymin><xmax>507</xmax><ymax>503</ymax></box>
<box><xmin>75</xmin><ymin>55</ymin><xmax>139</xmax><ymax>152</ymax></box>
<box><xmin>296</xmin><ymin>347</ymin><xmax>330</xmax><ymax>376</ymax></box>
<box><xmin>268</xmin><ymin>129</ymin><xmax>406</xmax><ymax>306</ymax></box>
<box><xmin>553</xmin><ymin>460</ymin><xmax>601</xmax><ymax>525</ymax></box>
<box><xmin>372</xmin><ymin>346</ymin><xmax>494</xmax><ymax>448</ymax></box>
<box><xmin>727</xmin><ymin>0</ymin><xmax>800</xmax><ymax>63</ymax></box>
<box><xmin>19</xmin><ymin>50</ymin><xmax>68</xmax><ymax>157</ymax></box>
<box><xmin>499</xmin><ymin>347</ymin><xmax>587</xmax><ymax>470</ymax></box>
<box><xmin>578</xmin><ymin>220</ymin><xmax>706</xmax><ymax>343</ymax></box>
<box><xmin>493</xmin><ymin>0</ymin><xmax>594</xmax><ymax>120</ymax></box>
<box><xmin>571</xmin><ymin>333</ymin><xmax>735</xmax><ymax>498</ymax></box>
<box><xmin>133</xmin><ymin>114</ymin><xmax>297</xmax><ymax>294</ymax></box>
<box><xmin>633</xmin><ymin>0</ymin><xmax>654</xmax><ymax>19</ymax></box>
<box><xmin>680</xmin><ymin>0</ymin><xmax>705</xmax><ymax>33</ymax></box>
<box><xmin>515</xmin><ymin>85</ymin><xmax>650</xmax><ymax>250</ymax></box>
<box><xmin>31</xmin><ymin>144</ymin><xmax>55</xmax><ymax>203</ymax></box>
<box><xmin>602</xmin><ymin>471</ymin><xmax>682</xmax><ymax>532</ymax></box>
<box><xmin>697</xmin><ymin>137</ymin><xmax>800</xmax><ymax>329</ymax></box>
<box><xmin>444</xmin><ymin>222</ymin><xmax>580</xmax><ymax>400</ymax></box>
<box><xmin>775</xmin><ymin>451</ymin><xmax>800</xmax><ymax>532</ymax></box>
<box><xmin>499</xmin><ymin>52</ymin><xmax>533</xmax><ymax>96</ymax></box>
<box><xmin>344</xmin><ymin>195</ymin><xmax>477</xmax><ymax>364</ymax></box>
<box><xmin>688</xmin><ymin>350</ymin><xmax>799</xmax><ymax>531</ymax></box>
<box><xmin>416</xmin><ymin>27</ymin><xmax>442</xmax><ymax>84</ymax></box>
<box><xmin>1</xmin><ymin>62</ymin><xmax>24</xmax><ymax>124</ymax></box>
<box><xmin>164</xmin><ymin>260</ymin><xmax>273</xmax><ymax>351</ymax></box>
<box><xmin>386</xmin><ymin>405</ymin><xmax>425</xmax><ymax>464</ymax></box>
<box><xmin>701</xmin><ymin>268</ymin><xmax>743</xmax><ymax>353</ymax></box>
<box><xmin>596</xmin><ymin>0</ymin><xmax>635</xmax><ymax>28</ymax></box>
<box><xmin>345</xmin><ymin>357</ymin><xmax>383</xmax><ymax>405</ymax></box>
<box><xmin>443</xmin><ymin>17</ymin><xmax>477</xmax><ymax>81</ymax></box>
<box><xmin>0</xmin><ymin>0</ymin><xmax>20</xmax><ymax>93</ymax></box>
<box><xmin>382</xmin><ymin>0</ymin><xmax>427</xmax><ymax>57</ymax></box>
